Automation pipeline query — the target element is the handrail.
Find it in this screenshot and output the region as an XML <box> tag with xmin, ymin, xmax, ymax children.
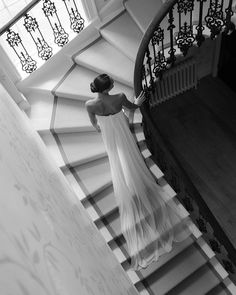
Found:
<box><xmin>134</xmin><ymin>0</ymin><xmax>177</xmax><ymax>97</ymax></box>
<box><xmin>0</xmin><ymin>0</ymin><xmax>40</xmax><ymax>36</ymax></box>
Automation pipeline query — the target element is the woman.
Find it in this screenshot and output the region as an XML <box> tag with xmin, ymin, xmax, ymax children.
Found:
<box><xmin>86</xmin><ymin>74</ymin><xmax>190</xmax><ymax>270</ymax></box>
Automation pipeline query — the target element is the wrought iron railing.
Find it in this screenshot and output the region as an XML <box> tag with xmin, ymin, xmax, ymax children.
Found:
<box><xmin>134</xmin><ymin>0</ymin><xmax>236</xmax><ymax>283</ymax></box>
<box><xmin>0</xmin><ymin>0</ymin><xmax>86</xmax><ymax>75</ymax></box>
<box><xmin>134</xmin><ymin>0</ymin><xmax>234</xmax><ymax>103</ymax></box>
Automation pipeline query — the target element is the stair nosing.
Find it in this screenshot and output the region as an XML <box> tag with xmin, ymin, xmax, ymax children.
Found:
<box><xmin>60</xmin><ymin>151</ymin><xmax>107</xmax><ymax>171</ymax></box>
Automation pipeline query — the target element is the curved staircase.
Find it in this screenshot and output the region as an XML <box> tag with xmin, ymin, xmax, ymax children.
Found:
<box><xmin>20</xmin><ymin>0</ymin><xmax>236</xmax><ymax>294</ymax></box>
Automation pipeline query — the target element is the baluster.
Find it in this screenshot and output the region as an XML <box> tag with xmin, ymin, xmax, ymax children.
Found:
<box><xmin>205</xmin><ymin>0</ymin><xmax>224</xmax><ymax>39</ymax></box>
<box><xmin>152</xmin><ymin>26</ymin><xmax>167</xmax><ymax>79</ymax></box>
<box><xmin>142</xmin><ymin>65</ymin><xmax>149</xmax><ymax>90</ymax></box>
<box><xmin>23</xmin><ymin>14</ymin><xmax>53</xmax><ymax>60</ymax></box>
<box><xmin>196</xmin><ymin>0</ymin><xmax>207</xmax><ymax>46</ymax></box>
<box><xmin>145</xmin><ymin>46</ymin><xmax>155</xmax><ymax>92</ymax></box>
<box><xmin>62</xmin><ymin>0</ymin><xmax>85</xmax><ymax>33</ymax></box>
<box><xmin>224</xmin><ymin>0</ymin><xmax>234</xmax><ymax>34</ymax></box>
<box><xmin>42</xmin><ymin>0</ymin><xmax>69</xmax><ymax>47</ymax></box>
<box><xmin>167</xmin><ymin>7</ymin><xmax>176</xmax><ymax>66</ymax></box>
<box><xmin>176</xmin><ymin>0</ymin><xmax>195</xmax><ymax>56</ymax></box>
<box><xmin>6</xmin><ymin>29</ymin><xmax>37</xmax><ymax>73</ymax></box>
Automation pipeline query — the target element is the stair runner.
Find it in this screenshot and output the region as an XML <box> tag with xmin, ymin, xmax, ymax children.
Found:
<box><xmin>24</xmin><ymin>0</ymin><xmax>236</xmax><ymax>294</ymax></box>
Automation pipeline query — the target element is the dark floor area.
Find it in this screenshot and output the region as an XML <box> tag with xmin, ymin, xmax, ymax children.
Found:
<box><xmin>149</xmin><ymin>76</ymin><xmax>236</xmax><ymax>248</ymax></box>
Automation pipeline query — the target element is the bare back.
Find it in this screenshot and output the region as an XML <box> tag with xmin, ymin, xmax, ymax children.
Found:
<box><xmin>87</xmin><ymin>93</ymin><xmax>124</xmax><ymax>116</ymax></box>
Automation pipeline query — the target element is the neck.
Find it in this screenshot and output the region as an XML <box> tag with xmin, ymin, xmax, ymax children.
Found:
<box><xmin>98</xmin><ymin>90</ymin><xmax>109</xmax><ymax>97</ymax></box>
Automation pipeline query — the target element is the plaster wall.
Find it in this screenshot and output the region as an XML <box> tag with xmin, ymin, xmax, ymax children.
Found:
<box><xmin>0</xmin><ymin>83</ymin><xmax>138</xmax><ymax>295</ymax></box>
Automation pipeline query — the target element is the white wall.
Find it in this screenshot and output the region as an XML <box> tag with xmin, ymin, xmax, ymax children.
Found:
<box><xmin>94</xmin><ymin>0</ymin><xmax>111</xmax><ymax>12</ymax></box>
<box><xmin>0</xmin><ymin>83</ymin><xmax>138</xmax><ymax>295</ymax></box>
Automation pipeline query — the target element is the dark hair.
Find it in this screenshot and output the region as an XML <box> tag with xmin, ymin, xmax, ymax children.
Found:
<box><xmin>90</xmin><ymin>74</ymin><xmax>112</xmax><ymax>93</ymax></box>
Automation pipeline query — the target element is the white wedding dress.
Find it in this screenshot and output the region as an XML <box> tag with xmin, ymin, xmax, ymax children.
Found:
<box><xmin>97</xmin><ymin>110</ymin><xmax>190</xmax><ymax>270</ymax></box>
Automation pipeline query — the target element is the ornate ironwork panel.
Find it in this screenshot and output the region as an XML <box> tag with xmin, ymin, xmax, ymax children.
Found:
<box><xmin>167</xmin><ymin>7</ymin><xmax>176</xmax><ymax>65</ymax></box>
<box><xmin>6</xmin><ymin>29</ymin><xmax>37</xmax><ymax>73</ymax></box>
<box><xmin>42</xmin><ymin>0</ymin><xmax>69</xmax><ymax>47</ymax></box>
<box><xmin>151</xmin><ymin>26</ymin><xmax>168</xmax><ymax>78</ymax></box>
<box><xmin>62</xmin><ymin>0</ymin><xmax>85</xmax><ymax>33</ymax></box>
<box><xmin>177</xmin><ymin>0</ymin><xmax>194</xmax><ymax>14</ymax></box>
<box><xmin>205</xmin><ymin>0</ymin><xmax>225</xmax><ymax>39</ymax></box>
<box><xmin>195</xmin><ymin>0</ymin><xmax>207</xmax><ymax>46</ymax></box>
<box><xmin>176</xmin><ymin>22</ymin><xmax>195</xmax><ymax>55</ymax></box>
<box><xmin>224</xmin><ymin>0</ymin><xmax>234</xmax><ymax>34</ymax></box>
<box><xmin>145</xmin><ymin>47</ymin><xmax>155</xmax><ymax>90</ymax></box>
<box><xmin>24</xmin><ymin>14</ymin><xmax>53</xmax><ymax>60</ymax></box>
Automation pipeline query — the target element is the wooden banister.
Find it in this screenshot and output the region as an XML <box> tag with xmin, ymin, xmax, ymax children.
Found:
<box><xmin>134</xmin><ymin>0</ymin><xmax>177</xmax><ymax>96</ymax></box>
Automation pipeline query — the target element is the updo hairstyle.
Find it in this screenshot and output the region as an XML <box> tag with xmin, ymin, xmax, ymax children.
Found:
<box><xmin>90</xmin><ymin>74</ymin><xmax>112</xmax><ymax>93</ymax></box>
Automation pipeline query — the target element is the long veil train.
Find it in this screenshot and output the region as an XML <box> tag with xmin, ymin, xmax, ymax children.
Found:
<box><xmin>97</xmin><ymin>110</ymin><xmax>190</xmax><ymax>270</ymax></box>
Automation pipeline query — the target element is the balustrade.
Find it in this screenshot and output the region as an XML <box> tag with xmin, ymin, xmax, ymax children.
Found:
<box><xmin>0</xmin><ymin>0</ymin><xmax>87</xmax><ymax>75</ymax></box>
<box><xmin>135</xmin><ymin>0</ymin><xmax>235</xmax><ymax>105</ymax></box>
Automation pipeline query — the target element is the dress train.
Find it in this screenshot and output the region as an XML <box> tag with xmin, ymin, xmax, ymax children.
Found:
<box><xmin>97</xmin><ymin>110</ymin><xmax>190</xmax><ymax>270</ymax></box>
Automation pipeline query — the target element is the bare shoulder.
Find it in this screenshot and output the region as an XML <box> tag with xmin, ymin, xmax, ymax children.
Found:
<box><xmin>111</xmin><ymin>92</ymin><xmax>126</xmax><ymax>102</ymax></box>
<box><xmin>85</xmin><ymin>99</ymin><xmax>97</xmax><ymax>111</ymax></box>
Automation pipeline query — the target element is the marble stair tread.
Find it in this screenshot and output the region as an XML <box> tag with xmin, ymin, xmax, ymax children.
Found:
<box><xmin>84</xmin><ymin>185</ymin><xmax>117</xmax><ymax>220</ymax></box>
<box><xmin>40</xmin><ymin>133</ymin><xmax>65</xmax><ymax>168</ymax></box>
<box><xmin>74</xmin><ymin>38</ymin><xmax>134</xmax><ymax>87</ymax></box>
<box><xmin>71</xmin><ymin>156</ymin><xmax>112</xmax><ymax>197</ymax></box>
<box><xmin>136</xmin><ymin>243</ymin><xmax>208</xmax><ymax>295</ymax></box>
<box><xmin>30</xmin><ymin>118</ymin><xmax>52</xmax><ymax>134</ymax></box>
<box><xmin>56</xmin><ymin>132</ymin><xmax>106</xmax><ymax>167</ymax></box>
<box><xmin>125</xmin><ymin>0</ymin><xmax>164</xmax><ymax>33</ymax></box>
<box><xmin>53</xmin><ymin>97</ymin><xmax>94</xmax><ymax>133</ymax></box>
<box><xmin>206</xmin><ymin>282</ymin><xmax>232</xmax><ymax>295</ymax></box>
<box><xmin>103</xmin><ymin>185</ymin><xmax>179</xmax><ymax>245</ymax></box>
<box><xmin>55</xmin><ymin>66</ymin><xmax>96</xmax><ymax>101</ymax></box>
<box><xmin>136</xmin><ymin>235</ymin><xmax>195</xmax><ymax>278</ymax></box>
<box><xmin>18</xmin><ymin>56</ymin><xmax>74</xmax><ymax>95</ymax></box>
<box><xmin>55</xmin><ymin>65</ymin><xmax>135</xmax><ymax>102</ymax></box>
<box><xmin>100</xmin><ymin>11</ymin><xmax>143</xmax><ymax>62</ymax></box>
<box><xmin>133</xmin><ymin>109</ymin><xmax>143</xmax><ymax>124</ymax></box>
<box><xmin>166</xmin><ymin>263</ymin><xmax>225</xmax><ymax>295</ymax></box>
<box><xmin>25</xmin><ymin>91</ymin><xmax>54</xmax><ymax>121</ymax></box>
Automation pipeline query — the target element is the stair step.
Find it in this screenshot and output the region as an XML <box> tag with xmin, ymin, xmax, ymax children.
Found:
<box><xmin>102</xmin><ymin>182</ymin><xmax>179</xmax><ymax>246</ymax></box>
<box><xmin>100</xmin><ymin>11</ymin><xmax>143</xmax><ymax>62</ymax></box>
<box><xmin>166</xmin><ymin>263</ymin><xmax>223</xmax><ymax>295</ymax></box>
<box><xmin>55</xmin><ymin>66</ymin><xmax>97</xmax><ymax>101</ymax></box>
<box><xmin>71</xmin><ymin>156</ymin><xmax>111</xmax><ymax>197</ymax></box>
<box><xmin>54</xmin><ymin>64</ymin><xmax>134</xmax><ymax>104</ymax></box>
<box><xmin>85</xmin><ymin>185</ymin><xmax>116</xmax><ymax>219</ymax></box>
<box><xmin>25</xmin><ymin>91</ymin><xmax>54</xmax><ymax>121</ymax></box>
<box><xmin>144</xmin><ymin>156</ymin><xmax>164</xmax><ymax>180</ymax></box>
<box><xmin>137</xmin><ymin>235</ymin><xmax>195</xmax><ymax>277</ymax></box>
<box><xmin>136</xmin><ymin>243</ymin><xmax>208</xmax><ymax>295</ymax></box>
<box><xmin>207</xmin><ymin>283</ymin><xmax>231</xmax><ymax>295</ymax></box>
<box><xmin>53</xmin><ymin>97</ymin><xmax>94</xmax><ymax>133</ymax></box>
<box><xmin>125</xmin><ymin>0</ymin><xmax>164</xmax><ymax>33</ymax></box>
<box><xmin>40</xmin><ymin>133</ymin><xmax>65</xmax><ymax>168</ymax></box>
<box><xmin>25</xmin><ymin>91</ymin><xmax>54</xmax><ymax>132</ymax></box>
<box><xmin>133</xmin><ymin>109</ymin><xmax>143</xmax><ymax>124</ymax></box>
<box><xmin>56</xmin><ymin>132</ymin><xmax>106</xmax><ymax>168</ymax></box>
<box><xmin>74</xmin><ymin>38</ymin><xmax>134</xmax><ymax>87</ymax></box>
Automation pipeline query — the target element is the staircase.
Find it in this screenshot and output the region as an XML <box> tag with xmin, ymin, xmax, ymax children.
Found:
<box><xmin>20</xmin><ymin>0</ymin><xmax>236</xmax><ymax>294</ymax></box>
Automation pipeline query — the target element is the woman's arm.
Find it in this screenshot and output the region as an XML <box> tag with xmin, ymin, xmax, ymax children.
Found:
<box><xmin>121</xmin><ymin>91</ymin><xmax>146</xmax><ymax>110</ymax></box>
<box><xmin>85</xmin><ymin>102</ymin><xmax>101</xmax><ymax>132</ymax></box>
